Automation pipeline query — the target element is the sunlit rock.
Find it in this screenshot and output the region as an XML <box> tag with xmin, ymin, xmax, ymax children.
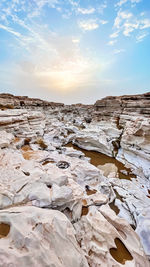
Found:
<box><xmin>0</xmin><ymin>206</ymin><xmax>88</xmax><ymax>267</ymax></box>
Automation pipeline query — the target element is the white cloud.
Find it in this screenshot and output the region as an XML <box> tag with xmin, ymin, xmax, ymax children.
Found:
<box><xmin>0</xmin><ymin>23</ymin><xmax>21</xmax><ymax>37</ymax></box>
<box><xmin>110</xmin><ymin>31</ymin><xmax>119</xmax><ymax>38</ymax></box>
<box><xmin>123</xmin><ymin>21</ymin><xmax>139</xmax><ymax>36</ymax></box>
<box><xmin>78</xmin><ymin>19</ymin><xmax>99</xmax><ymax>31</ymax></box>
<box><xmin>114</xmin><ymin>11</ymin><xmax>133</xmax><ymax>29</ymax></box>
<box><xmin>107</xmin><ymin>39</ymin><xmax>117</xmax><ymax>46</ymax></box>
<box><xmin>116</xmin><ymin>0</ymin><xmax>141</xmax><ymax>7</ymax></box>
<box><xmin>68</xmin><ymin>0</ymin><xmax>78</xmax><ymax>7</ymax></box>
<box><xmin>136</xmin><ymin>32</ymin><xmax>148</xmax><ymax>42</ymax></box>
<box><xmin>97</xmin><ymin>3</ymin><xmax>107</xmax><ymax>14</ymax></box>
<box><xmin>99</xmin><ymin>20</ymin><xmax>108</xmax><ymax>25</ymax></box>
<box><xmin>140</xmin><ymin>19</ymin><xmax>150</xmax><ymax>29</ymax></box>
<box><xmin>77</xmin><ymin>7</ymin><xmax>95</xmax><ymax>15</ymax></box>
<box><xmin>0</xmin><ymin>8</ymin><xmax>97</xmax><ymax>93</ymax></box>
<box><xmin>112</xmin><ymin>10</ymin><xmax>150</xmax><ymax>40</ymax></box>
<box><xmin>35</xmin><ymin>0</ymin><xmax>58</xmax><ymax>9</ymax></box>
<box><xmin>116</xmin><ymin>0</ymin><xmax>128</xmax><ymax>7</ymax></box>
<box><xmin>72</xmin><ymin>38</ymin><xmax>80</xmax><ymax>43</ymax></box>
<box><xmin>113</xmin><ymin>48</ymin><xmax>125</xmax><ymax>54</ymax></box>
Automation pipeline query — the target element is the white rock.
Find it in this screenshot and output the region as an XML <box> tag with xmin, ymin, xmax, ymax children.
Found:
<box><xmin>0</xmin><ymin>206</ymin><xmax>88</xmax><ymax>267</ymax></box>
<box><xmin>74</xmin><ymin>205</ymin><xmax>149</xmax><ymax>267</ymax></box>
<box><xmin>136</xmin><ymin>207</ymin><xmax>150</xmax><ymax>258</ymax></box>
<box><xmin>73</xmin><ymin>122</ymin><xmax>122</xmax><ymax>157</ymax></box>
<box><xmin>29</xmin><ymin>182</ymin><xmax>52</xmax><ymax>207</ymax></box>
<box><xmin>52</xmin><ymin>184</ymin><xmax>73</xmax><ymax>207</ymax></box>
<box><xmin>0</xmin><ymin>131</ymin><xmax>14</xmax><ymax>148</ymax></box>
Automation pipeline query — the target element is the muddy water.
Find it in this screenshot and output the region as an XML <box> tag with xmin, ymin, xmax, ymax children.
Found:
<box><xmin>109</xmin><ymin>201</ymin><xmax>120</xmax><ymax>215</ymax></box>
<box><xmin>110</xmin><ymin>238</ymin><xmax>133</xmax><ymax>264</ymax></box>
<box><xmin>65</xmin><ymin>143</ymin><xmax>135</xmax><ymax>180</ymax></box>
<box><xmin>81</xmin><ymin>206</ymin><xmax>89</xmax><ymax>216</ymax></box>
<box><xmin>65</xmin><ymin>143</ymin><xmax>136</xmax><ymax>217</ymax></box>
<box><xmin>0</xmin><ymin>223</ymin><xmax>10</xmax><ymax>238</ymax></box>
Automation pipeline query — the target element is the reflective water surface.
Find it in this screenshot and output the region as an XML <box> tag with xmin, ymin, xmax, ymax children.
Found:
<box><xmin>65</xmin><ymin>143</ymin><xmax>135</xmax><ymax>180</ymax></box>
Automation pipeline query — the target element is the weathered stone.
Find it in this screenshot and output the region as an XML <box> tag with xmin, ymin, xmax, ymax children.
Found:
<box><xmin>0</xmin><ymin>206</ymin><xmax>88</xmax><ymax>267</ymax></box>
<box><xmin>74</xmin><ymin>205</ymin><xmax>149</xmax><ymax>267</ymax></box>
<box><xmin>0</xmin><ymin>131</ymin><xmax>14</xmax><ymax>148</ymax></box>
<box><xmin>52</xmin><ymin>184</ymin><xmax>73</xmax><ymax>207</ymax></box>
<box><xmin>0</xmin><ymin>92</ymin><xmax>150</xmax><ymax>262</ymax></box>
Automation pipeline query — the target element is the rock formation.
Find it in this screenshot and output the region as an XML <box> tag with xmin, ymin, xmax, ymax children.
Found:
<box><xmin>0</xmin><ymin>92</ymin><xmax>150</xmax><ymax>266</ymax></box>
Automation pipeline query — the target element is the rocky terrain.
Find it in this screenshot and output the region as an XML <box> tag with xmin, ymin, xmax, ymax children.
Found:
<box><xmin>0</xmin><ymin>92</ymin><xmax>150</xmax><ymax>267</ymax></box>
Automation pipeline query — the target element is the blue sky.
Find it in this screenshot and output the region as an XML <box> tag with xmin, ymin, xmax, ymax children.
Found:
<box><xmin>0</xmin><ymin>0</ymin><xmax>150</xmax><ymax>104</ymax></box>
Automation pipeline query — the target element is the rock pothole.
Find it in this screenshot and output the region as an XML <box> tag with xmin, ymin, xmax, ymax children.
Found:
<box><xmin>110</xmin><ymin>238</ymin><xmax>133</xmax><ymax>264</ymax></box>
<box><xmin>0</xmin><ymin>223</ymin><xmax>10</xmax><ymax>238</ymax></box>
<box><xmin>81</xmin><ymin>206</ymin><xmax>89</xmax><ymax>216</ymax></box>
<box><xmin>85</xmin><ymin>185</ymin><xmax>97</xmax><ymax>195</ymax></box>
<box><xmin>56</xmin><ymin>161</ymin><xmax>70</xmax><ymax>169</ymax></box>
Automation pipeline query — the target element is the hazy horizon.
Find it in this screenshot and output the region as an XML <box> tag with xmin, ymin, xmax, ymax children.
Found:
<box><xmin>0</xmin><ymin>89</ymin><xmax>150</xmax><ymax>105</ymax></box>
<box><xmin>0</xmin><ymin>0</ymin><xmax>150</xmax><ymax>104</ymax></box>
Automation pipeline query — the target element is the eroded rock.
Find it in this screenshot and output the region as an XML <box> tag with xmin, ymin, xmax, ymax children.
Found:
<box><xmin>0</xmin><ymin>206</ymin><xmax>88</xmax><ymax>267</ymax></box>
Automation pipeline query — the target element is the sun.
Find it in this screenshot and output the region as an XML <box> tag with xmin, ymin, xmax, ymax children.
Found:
<box><xmin>36</xmin><ymin>59</ymin><xmax>90</xmax><ymax>92</ymax></box>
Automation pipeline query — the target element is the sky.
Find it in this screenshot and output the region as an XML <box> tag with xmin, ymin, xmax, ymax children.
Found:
<box><xmin>0</xmin><ymin>0</ymin><xmax>150</xmax><ymax>104</ymax></box>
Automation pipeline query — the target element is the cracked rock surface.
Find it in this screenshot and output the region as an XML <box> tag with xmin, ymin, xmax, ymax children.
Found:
<box><xmin>0</xmin><ymin>92</ymin><xmax>150</xmax><ymax>266</ymax></box>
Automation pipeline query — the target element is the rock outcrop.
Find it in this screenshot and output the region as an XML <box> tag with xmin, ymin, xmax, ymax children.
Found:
<box><xmin>94</xmin><ymin>93</ymin><xmax>150</xmax><ymax>178</ymax></box>
<box><xmin>0</xmin><ymin>92</ymin><xmax>150</xmax><ymax>266</ymax></box>
<box><xmin>0</xmin><ymin>109</ymin><xmax>45</xmax><ymax>138</ymax></box>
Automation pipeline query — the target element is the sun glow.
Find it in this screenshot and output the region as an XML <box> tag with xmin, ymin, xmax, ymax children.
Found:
<box><xmin>36</xmin><ymin>60</ymin><xmax>91</xmax><ymax>92</ymax></box>
<box><xmin>38</xmin><ymin>70</ymin><xmax>79</xmax><ymax>91</ymax></box>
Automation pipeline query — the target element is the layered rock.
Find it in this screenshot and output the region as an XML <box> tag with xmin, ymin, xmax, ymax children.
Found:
<box><xmin>0</xmin><ymin>109</ymin><xmax>45</xmax><ymax>137</ymax></box>
<box><xmin>0</xmin><ymin>92</ymin><xmax>150</xmax><ymax>265</ymax></box>
<box><xmin>0</xmin><ymin>93</ymin><xmax>64</xmax><ymax>109</ymax></box>
<box><xmin>94</xmin><ymin>93</ymin><xmax>150</xmax><ymax>178</ymax></box>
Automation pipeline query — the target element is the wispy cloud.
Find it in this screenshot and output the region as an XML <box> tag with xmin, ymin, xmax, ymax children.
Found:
<box><xmin>72</xmin><ymin>38</ymin><xmax>80</xmax><ymax>43</ymax></box>
<box><xmin>140</xmin><ymin>19</ymin><xmax>150</xmax><ymax>29</ymax></box>
<box><xmin>107</xmin><ymin>39</ymin><xmax>117</xmax><ymax>46</ymax></box>
<box><xmin>77</xmin><ymin>7</ymin><xmax>95</xmax><ymax>15</ymax></box>
<box><xmin>110</xmin><ymin>31</ymin><xmax>119</xmax><ymax>38</ymax></box>
<box><xmin>115</xmin><ymin>0</ymin><xmax>141</xmax><ymax>7</ymax></box>
<box><xmin>78</xmin><ymin>19</ymin><xmax>99</xmax><ymax>31</ymax></box>
<box><xmin>113</xmin><ymin>48</ymin><xmax>125</xmax><ymax>54</ymax></box>
<box><xmin>97</xmin><ymin>2</ymin><xmax>107</xmax><ymax>14</ymax></box>
<box><xmin>0</xmin><ymin>23</ymin><xmax>21</xmax><ymax>37</ymax></box>
<box><xmin>100</xmin><ymin>20</ymin><xmax>108</xmax><ymax>25</ymax></box>
<box><xmin>114</xmin><ymin>11</ymin><xmax>133</xmax><ymax>29</ymax></box>
<box><xmin>112</xmin><ymin>9</ymin><xmax>150</xmax><ymax>40</ymax></box>
<box><xmin>136</xmin><ymin>32</ymin><xmax>148</xmax><ymax>42</ymax></box>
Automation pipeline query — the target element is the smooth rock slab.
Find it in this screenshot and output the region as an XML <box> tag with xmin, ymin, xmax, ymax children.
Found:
<box><xmin>0</xmin><ymin>206</ymin><xmax>88</xmax><ymax>267</ymax></box>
